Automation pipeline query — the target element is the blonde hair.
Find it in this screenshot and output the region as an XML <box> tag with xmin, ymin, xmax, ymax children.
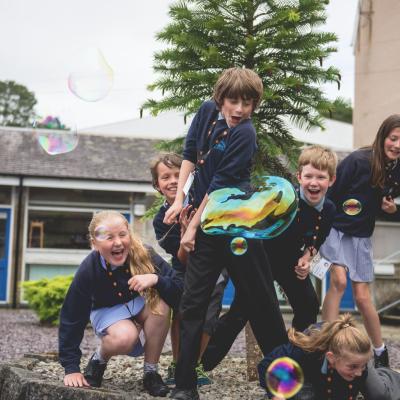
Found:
<box><xmin>88</xmin><ymin>210</ymin><xmax>161</xmax><ymax>313</ymax></box>
<box><xmin>213</xmin><ymin>68</ymin><xmax>264</xmax><ymax>111</ymax></box>
<box><xmin>298</xmin><ymin>145</ymin><xmax>338</xmax><ymax>179</ymax></box>
<box><xmin>288</xmin><ymin>314</ymin><xmax>372</xmax><ymax>357</ymax></box>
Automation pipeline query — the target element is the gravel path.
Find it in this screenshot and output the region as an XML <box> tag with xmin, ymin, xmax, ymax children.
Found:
<box><xmin>1</xmin><ymin>309</ymin><xmax>400</xmax><ymax>399</ymax></box>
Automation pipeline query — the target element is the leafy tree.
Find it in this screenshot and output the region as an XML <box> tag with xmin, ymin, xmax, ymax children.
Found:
<box><xmin>0</xmin><ymin>80</ymin><xmax>37</xmax><ymax>127</ymax></box>
<box><xmin>143</xmin><ymin>0</ymin><xmax>340</xmax><ymax>178</ymax></box>
<box><xmin>322</xmin><ymin>97</ymin><xmax>352</xmax><ymax>124</ymax></box>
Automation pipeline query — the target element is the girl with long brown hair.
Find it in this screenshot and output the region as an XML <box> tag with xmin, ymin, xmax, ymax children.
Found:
<box><xmin>320</xmin><ymin>115</ymin><xmax>400</xmax><ymax>368</ymax></box>
<box><xmin>59</xmin><ymin>210</ymin><xmax>183</xmax><ymax>397</ymax></box>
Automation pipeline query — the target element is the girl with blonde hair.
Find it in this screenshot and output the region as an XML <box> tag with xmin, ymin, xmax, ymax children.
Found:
<box><xmin>59</xmin><ymin>210</ymin><xmax>183</xmax><ymax>397</ymax></box>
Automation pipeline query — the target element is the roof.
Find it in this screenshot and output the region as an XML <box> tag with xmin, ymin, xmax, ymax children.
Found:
<box><xmin>83</xmin><ymin>111</ymin><xmax>353</xmax><ymax>151</ymax></box>
<box><xmin>0</xmin><ymin>127</ymin><xmax>159</xmax><ymax>183</ymax></box>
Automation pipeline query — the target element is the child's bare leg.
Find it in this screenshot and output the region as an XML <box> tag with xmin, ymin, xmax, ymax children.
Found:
<box><xmin>137</xmin><ymin>300</ymin><xmax>170</xmax><ymax>363</ymax></box>
<box><xmin>100</xmin><ymin>319</ymin><xmax>139</xmax><ymax>360</ymax></box>
<box><xmin>322</xmin><ymin>265</ymin><xmax>347</xmax><ymax>322</ymax></box>
<box><xmin>199</xmin><ymin>333</ymin><xmax>210</xmax><ymax>360</ymax></box>
<box><xmin>352</xmin><ymin>281</ymin><xmax>383</xmax><ymax>347</ymax></box>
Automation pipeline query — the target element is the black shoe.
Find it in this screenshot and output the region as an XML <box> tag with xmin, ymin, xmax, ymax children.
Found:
<box><xmin>83</xmin><ymin>353</ymin><xmax>107</xmax><ymax>387</ymax></box>
<box><xmin>170</xmin><ymin>388</ymin><xmax>200</xmax><ymax>400</ymax></box>
<box><xmin>143</xmin><ymin>371</ymin><xmax>170</xmax><ymax>397</ymax></box>
<box><xmin>374</xmin><ymin>346</ymin><xmax>389</xmax><ymax>368</ymax></box>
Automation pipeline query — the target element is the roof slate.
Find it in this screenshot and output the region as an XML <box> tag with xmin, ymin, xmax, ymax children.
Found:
<box><xmin>0</xmin><ymin>128</ymin><xmax>160</xmax><ymax>182</ymax></box>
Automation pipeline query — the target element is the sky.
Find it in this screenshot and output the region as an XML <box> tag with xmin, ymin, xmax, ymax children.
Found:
<box><xmin>0</xmin><ymin>0</ymin><xmax>359</xmax><ymax>130</ymax></box>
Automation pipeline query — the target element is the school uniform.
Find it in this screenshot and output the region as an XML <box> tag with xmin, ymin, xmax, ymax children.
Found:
<box><xmin>201</xmin><ymin>192</ymin><xmax>336</xmax><ymax>371</ymax></box>
<box><xmin>174</xmin><ymin>100</ymin><xmax>287</xmax><ymax>390</ymax></box>
<box><xmin>321</xmin><ymin>148</ymin><xmax>400</xmax><ymax>282</ymax></box>
<box><xmin>58</xmin><ymin>248</ymin><xmax>183</xmax><ymax>375</ymax></box>
<box><xmin>153</xmin><ymin>202</ymin><xmax>229</xmax><ymax>335</ymax></box>
<box><xmin>258</xmin><ymin>340</ymin><xmax>400</xmax><ymax>400</ymax></box>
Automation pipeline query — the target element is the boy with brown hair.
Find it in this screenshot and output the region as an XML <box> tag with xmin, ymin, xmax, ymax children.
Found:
<box><xmin>164</xmin><ymin>68</ymin><xmax>287</xmax><ymax>400</ymax></box>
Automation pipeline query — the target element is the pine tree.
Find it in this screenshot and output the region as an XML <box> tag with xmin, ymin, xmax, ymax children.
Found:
<box><xmin>143</xmin><ymin>0</ymin><xmax>340</xmax><ymax>177</ymax></box>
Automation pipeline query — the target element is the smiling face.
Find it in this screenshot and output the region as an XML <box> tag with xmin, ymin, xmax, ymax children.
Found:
<box><xmin>91</xmin><ymin>216</ymin><xmax>131</xmax><ymax>266</ymax></box>
<box><xmin>297</xmin><ymin>164</ymin><xmax>335</xmax><ymax>206</ymax></box>
<box><xmin>384</xmin><ymin>127</ymin><xmax>400</xmax><ymax>162</ymax></box>
<box><xmin>326</xmin><ymin>351</ymin><xmax>371</xmax><ymax>382</ymax></box>
<box><xmin>220</xmin><ymin>97</ymin><xmax>253</xmax><ymax>128</ymax></box>
<box><xmin>155</xmin><ymin>162</ymin><xmax>180</xmax><ymax>205</ymax></box>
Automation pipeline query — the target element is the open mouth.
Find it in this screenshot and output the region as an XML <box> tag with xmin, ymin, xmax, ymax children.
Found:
<box><xmin>231</xmin><ymin>116</ymin><xmax>241</xmax><ymax>124</ymax></box>
<box><xmin>111</xmin><ymin>249</ymin><xmax>124</xmax><ymax>256</ymax></box>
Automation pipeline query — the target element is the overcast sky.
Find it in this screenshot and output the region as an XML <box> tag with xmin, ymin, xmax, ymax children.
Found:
<box><xmin>0</xmin><ymin>0</ymin><xmax>358</xmax><ymax>129</ymax></box>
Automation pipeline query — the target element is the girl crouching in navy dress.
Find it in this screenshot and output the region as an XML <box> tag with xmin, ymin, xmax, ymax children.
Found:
<box><xmin>59</xmin><ymin>210</ymin><xmax>183</xmax><ymax>397</ymax></box>
<box><xmin>258</xmin><ymin>314</ymin><xmax>400</xmax><ymax>400</ymax></box>
<box><xmin>321</xmin><ymin>114</ymin><xmax>400</xmax><ymax>368</ymax></box>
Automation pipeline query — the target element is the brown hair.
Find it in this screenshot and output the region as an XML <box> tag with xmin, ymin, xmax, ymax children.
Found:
<box><xmin>88</xmin><ymin>210</ymin><xmax>161</xmax><ymax>313</ymax></box>
<box><xmin>298</xmin><ymin>145</ymin><xmax>338</xmax><ymax>179</ymax></box>
<box><xmin>150</xmin><ymin>152</ymin><xmax>183</xmax><ymax>192</ymax></box>
<box><xmin>370</xmin><ymin>114</ymin><xmax>400</xmax><ymax>188</ymax></box>
<box><xmin>288</xmin><ymin>314</ymin><xmax>372</xmax><ymax>357</ymax></box>
<box><xmin>213</xmin><ymin>68</ymin><xmax>263</xmax><ymax>111</ymax></box>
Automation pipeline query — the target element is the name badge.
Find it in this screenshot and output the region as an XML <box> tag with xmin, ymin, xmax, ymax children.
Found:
<box><xmin>310</xmin><ymin>252</ymin><xmax>332</xmax><ymax>280</ymax></box>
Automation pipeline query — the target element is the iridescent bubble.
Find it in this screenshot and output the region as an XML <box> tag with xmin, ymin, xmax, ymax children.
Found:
<box><xmin>230</xmin><ymin>237</ymin><xmax>248</xmax><ymax>256</ymax></box>
<box><xmin>94</xmin><ymin>226</ymin><xmax>109</xmax><ymax>241</ymax></box>
<box><xmin>34</xmin><ymin>115</ymin><xmax>78</xmax><ymax>155</ymax></box>
<box><xmin>201</xmin><ymin>176</ymin><xmax>298</xmax><ymax>239</ymax></box>
<box><xmin>68</xmin><ymin>47</ymin><xmax>114</xmax><ymax>102</ymax></box>
<box><xmin>266</xmin><ymin>357</ymin><xmax>304</xmax><ymax>398</ymax></box>
<box><xmin>342</xmin><ymin>198</ymin><xmax>362</xmax><ymax>216</ymax></box>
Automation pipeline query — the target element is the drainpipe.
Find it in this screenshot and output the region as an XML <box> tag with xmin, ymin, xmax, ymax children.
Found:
<box><xmin>12</xmin><ymin>176</ymin><xmax>23</xmax><ymax>308</ymax></box>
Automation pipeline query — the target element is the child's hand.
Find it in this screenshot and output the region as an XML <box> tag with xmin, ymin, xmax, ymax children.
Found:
<box><xmin>181</xmin><ymin>225</ymin><xmax>197</xmax><ymax>252</ymax></box>
<box><xmin>164</xmin><ymin>201</ymin><xmax>183</xmax><ymax>225</ymax></box>
<box><xmin>295</xmin><ymin>256</ymin><xmax>310</xmax><ymax>280</ymax></box>
<box><xmin>64</xmin><ymin>372</ymin><xmax>90</xmax><ymax>387</ymax></box>
<box><xmin>179</xmin><ymin>205</ymin><xmax>196</xmax><ymax>236</ymax></box>
<box><xmin>128</xmin><ymin>274</ymin><xmax>158</xmax><ymax>292</ymax></box>
<box><xmin>381</xmin><ymin>196</ymin><xmax>397</xmax><ymax>214</ymax></box>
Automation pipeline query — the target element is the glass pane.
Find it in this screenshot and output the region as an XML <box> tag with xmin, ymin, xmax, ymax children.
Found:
<box><xmin>27</xmin><ymin>210</ymin><xmax>93</xmax><ymax>249</ymax></box>
<box><xmin>0</xmin><ymin>217</ymin><xmax>5</xmax><ymax>259</ymax></box>
<box><xmin>0</xmin><ymin>187</ymin><xmax>11</xmax><ymax>204</ymax></box>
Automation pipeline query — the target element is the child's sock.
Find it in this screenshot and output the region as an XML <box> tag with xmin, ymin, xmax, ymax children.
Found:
<box><xmin>144</xmin><ymin>362</ymin><xmax>158</xmax><ymax>375</ymax></box>
<box><xmin>373</xmin><ymin>343</ymin><xmax>386</xmax><ymax>356</ymax></box>
<box><xmin>92</xmin><ymin>347</ymin><xmax>107</xmax><ymax>364</ymax></box>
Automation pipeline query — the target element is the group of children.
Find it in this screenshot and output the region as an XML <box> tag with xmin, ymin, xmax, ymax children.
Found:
<box><xmin>58</xmin><ymin>68</ymin><xmax>400</xmax><ymax>399</ymax></box>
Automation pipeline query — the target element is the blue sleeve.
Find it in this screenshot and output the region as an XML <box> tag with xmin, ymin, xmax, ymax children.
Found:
<box><xmin>316</xmin><ymin>201</ymin><xmax>336</xmax><ymax>250</ymax></box>
<box><xmin>150</xmin><ymin>249</ymin><xmax>183</xmax><ymax>309</ymax></box>
<box><xmin>258</xmin><ymin>343</ymin><xmax>305</xmax><ymax>392</ymax></box>
<box><xmin>208</xmin><ymin>123</ymin><xmax>257</xmax><ymax>193</ymax></box>
<box><xmin>183</xmin><ymin>105</ymin><xmax>203</xmax><ymax>164</ymax></box>
<box><xmin>58</xmin><ymin>264</ymin><xmax>93</xmax><ymax>374</ymax></box>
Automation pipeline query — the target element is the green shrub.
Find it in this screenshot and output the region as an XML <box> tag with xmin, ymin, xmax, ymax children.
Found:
<box><xmin>22</xmin><ymin>275</ymin><xmax>73</xmax><ymax>326</ymax></box>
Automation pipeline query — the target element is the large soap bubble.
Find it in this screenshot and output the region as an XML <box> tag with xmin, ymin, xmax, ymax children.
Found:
<box><xmin>34</xmin><ymin>115</ymin><xmax>78</xmax><ymax>155</ymax></box>
<box><xmin>201</xmin><ymin>176</ymin><xmax>298</xmax><ymax>239</ymax></box>
<box><xmin>266</xmin><ymin>357</ymin><xmax>304</xmax><ymax>398</ymax></box>
<box><xmin>68</xmin><ymin>47</ymin><xmax>114</xmax><ymax>102</ymax></box>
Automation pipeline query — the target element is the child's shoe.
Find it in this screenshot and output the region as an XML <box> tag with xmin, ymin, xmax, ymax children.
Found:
<box><xmin>143</xmin><ymin>371</ymin><xmax>169</xmax><ymax>397</ymax></box>
<box><xmin>195</xmin><ymin>362</ymin><xmax>212</xmax><ymax>386</ymax></box>
<box><xmin>165</xmin><ymin>361</ymin><xmax>176</xmax><ymax>385</ymax></box>
<box><xmin>83</xmin><ymin>353</ymin><xmax>107</xmax><ymax>387</ymax></box>
<box><xmin>374</xmin><ymin>346</ymin><xmax>389</xmax><ymax>368</ymax></box>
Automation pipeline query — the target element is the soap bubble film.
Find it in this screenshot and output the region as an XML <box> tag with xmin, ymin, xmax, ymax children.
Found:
<box><xmin>68</xmin><ymin>47</ymin><xmax>114</xmax><ymax>102</ymax></box>
<box><xmin>230</xmin><ymin>237</ymin><xmax>248</xmax><ymax>256</ymax></box>
<box><xmin>266</xmin><ymin>357</ymin><xmax>304</xmax><ymax>398</ymax></box>
<box><xmin>201</xmin><ymin>176</ymin><xmax>298</xmax><ymax>239</ymax></box>
<box><xmin>34</xmin><ymin>116</ymin><xmax>78</xmax><ymax>155</ymax></box>
<box><xmin>94</xmin><ymin>226</ymin><xmax>109</xmax><ymax>241</ymax></box>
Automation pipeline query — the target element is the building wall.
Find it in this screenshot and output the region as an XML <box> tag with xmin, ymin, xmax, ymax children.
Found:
<box><xmin>354</xmin><ymin>0</ymin><xmax>400</xmax><ymax>148</ymax></box>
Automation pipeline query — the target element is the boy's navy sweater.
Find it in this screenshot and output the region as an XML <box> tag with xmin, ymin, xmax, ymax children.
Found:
<box><xmin>328</xmin><ymin>148</ymin><xmax>400</xmax><ymax>237</ymax></box>
<box><xmin>264</xmin><ymin>195</ymin><xmax>336</xmax><ymax>266</ymax></box>
<box><xmin>183</xmin><ymin>100</ymin><xmax>257</xmax><ymax>207</ymax></box>
<box><xmin>153</xmin><ymin>202</ymin><xmax>185</xmax><ymax>273</ymax></box>
<box><xmin>58</xmin><ymin>249</ymin><xmax>183</xmax><ymax>374</ymax></box>
<box><xmin>258</xmin><ymin>342</ymin><xmax>368</xmax><ymax>400</ymax></box>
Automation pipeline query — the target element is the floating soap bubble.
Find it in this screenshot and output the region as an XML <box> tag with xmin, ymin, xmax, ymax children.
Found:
<box><xmin>68</xmin><ymin>47</ymin><xmax>114</xmax><ymax>102</ymax></box>
<box><xmin>94</xmin><ymin>226</ymin><xmax>109</xmax><ymax>241</ymax></box>
<box><xmin>230</xmin><ymin>237</ymin><xmax>248</xmax><ymax>256</ymax></box>
<box><xmin>201</xmin><ymin>176</ymin><xmax>298</xmax><ymax>239</ymax></box>
<box><xmin>33</xmin><ymin>115</ymin><xmax>78</xmax><ymax>155</ymax></box>
<box><xmin>266</xmin><ymin>357</ymin><xmax>304</xmax><ymax>399</ymax></box>
<box><xmin>342</xmin><ymin>198</ymin><xmax>362</xmax><ymax>216</ymax></box>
